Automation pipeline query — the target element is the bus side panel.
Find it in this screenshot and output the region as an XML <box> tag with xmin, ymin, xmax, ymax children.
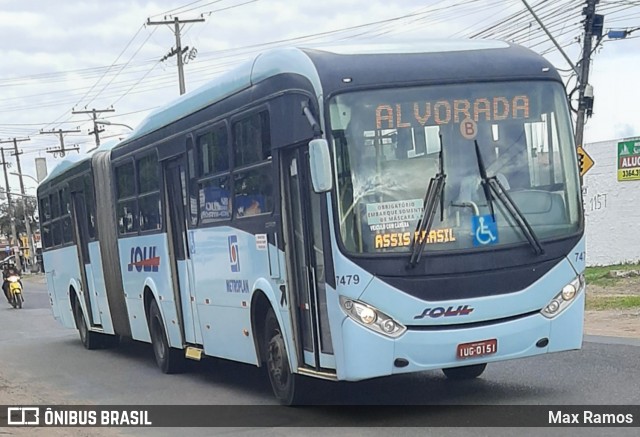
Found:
<box><xmin>191</xmin><ymin>227</ymin><xmax>279</xmax><ymax>365</ymax></box>
<box><xmin>42</xmin><ymin>246</ymin><xmax>82</xmax><ymax>330</ymax></box>
<box><xmin>87</xmin><ymin>241</ymin><xmax>115</xmax><ymax>334</ymax></box>
<box><xmin>119</xmin><ymin>234</ymin><xmax>177</xmax><ymax>345</ymax></box>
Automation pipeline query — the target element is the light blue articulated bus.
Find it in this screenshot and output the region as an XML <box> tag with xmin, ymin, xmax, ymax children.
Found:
<box><xmin>37</xmin><ymin>40</ymin><xmax>585</xmax><ymax>405</ymax></box>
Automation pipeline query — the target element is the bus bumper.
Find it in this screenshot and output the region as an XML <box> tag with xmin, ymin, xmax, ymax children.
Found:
<box><xmin>338</xmin><ymin>292</ymin><xmax>584</xmax><ymax>381</ymax></box>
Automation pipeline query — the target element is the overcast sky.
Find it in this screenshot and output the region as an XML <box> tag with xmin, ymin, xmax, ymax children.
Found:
<box><xmin>1</xmin><ymin>0</ymin><xmax>639</xmax><ymax>195</ymax></box>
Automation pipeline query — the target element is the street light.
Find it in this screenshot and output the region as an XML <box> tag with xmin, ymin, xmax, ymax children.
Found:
<box><xmin>95</xmin><ymin>120</ymin><xmax>134</xmax><ymax>131</ymax></box>
<box><xmin>10</xmin><ymin>172</ymin><xmax>39</xmax><ymax>185</ymax></box>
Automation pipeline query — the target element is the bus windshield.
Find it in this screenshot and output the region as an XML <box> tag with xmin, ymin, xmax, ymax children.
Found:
<box><xmin>330</xmin><ymin>81</ymin><xmax>581</xmax><ymax>255</ymax></box>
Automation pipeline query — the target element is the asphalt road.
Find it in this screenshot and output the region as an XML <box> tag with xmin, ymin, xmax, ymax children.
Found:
<box><xmin>0</xmin><ymin>276</ymin><xmax>638</xmax><ymax>436</ymax></box>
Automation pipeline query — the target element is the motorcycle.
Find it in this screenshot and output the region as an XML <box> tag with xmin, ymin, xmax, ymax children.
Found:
<box><xmin>6</xmin><ymin>274</ymin><xmax>23</xmax><ymax>309</ymax></box>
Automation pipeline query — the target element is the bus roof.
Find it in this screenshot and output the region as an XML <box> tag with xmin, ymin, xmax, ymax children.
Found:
<box><xmin>119</xmin><ymin>39</ymin><xmax>553</xmax><ymax>148</ymax></box>
<box><xmin>38</xmin><ymin>138</ymin><xmax>122</xmax><ymax>188</ymax></box>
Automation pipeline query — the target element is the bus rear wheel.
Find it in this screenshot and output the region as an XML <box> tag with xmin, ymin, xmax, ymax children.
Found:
<box><xmin>264</xmin><ymin>308</ymin><xmax>306</xmax><ymax>405</ymax></box>
<box><xmin>148</xmin><ymin>299</ymin><xmax>184</xmax><ymax>374</ymax></box>
<box><xmin>73</xmin><ymin>299</ymin><xmax>100</xmax><ymax>350</ymax></box>
<box><xmin>442</xmin><ymin>363</ymin><xmax>487</xmax><ymax>380</ymax></box>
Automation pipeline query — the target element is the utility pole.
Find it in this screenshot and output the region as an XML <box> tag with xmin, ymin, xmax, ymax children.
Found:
<box><xmin>9</xmin><ymin>138</ymin><xmax>36</xmax><ymax>269</ymax></box>
<box><xmin>146</xmin><ymin>16</ymin><xmax>205</xmax><ymax>95</ymax></box>
<box><xmin>575</xmin><ymin>0</ymin><xmax>600</xmax><ymax>149</ymax></box>
<box><xmin>40</xmin><ymin>128</ymin><xmax>81</xmax><ymax>158</ymax></box>
<box><xmin>72</xmin><ymin>108</ymin><xmax>115</xmax><ymax>147</ymax></box>
<box><xmin>0</xmin><ymin>147</ymin><xmax>22</xmax><ymax>273</ymax></box>
<box><xmin>521</xmin><ymin>0</ymin><xmax>578</xmax><ymax>75</ymax></box>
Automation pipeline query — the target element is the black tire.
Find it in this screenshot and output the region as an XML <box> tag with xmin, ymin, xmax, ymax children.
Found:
<box><xmin>148</xmin><ymin>299</ymin><xmax>184</xmax><ymax>374</ymax></box>
<box><xmin>264</xmin><ymin>308</ymin><xmax>307</xmax><ymax>405</ymax></box>
<box><xmin>10</xmin><ymin>292</ymin><xmax>18</xmax><ymax>309</ymax></box>
<box><xmin>442</xmin><ymin>363</ymin><xmax>487</xmax><ymax>380</ymax></box>
<box><xmin>74</xmin><ymin>299</ymin><xmax>101</xmax><ymax>350</ymax></box>
<box><xmin>15</xmin><ymin>293</ymin><xmax>22</xmax><ymax>309</ymax></box>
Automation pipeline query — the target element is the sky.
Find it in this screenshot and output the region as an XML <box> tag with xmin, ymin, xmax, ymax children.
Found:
<box><xmin>1</xmin><ymin>0</ymin><xmax>639</xmax><ymax>198</ymax></box>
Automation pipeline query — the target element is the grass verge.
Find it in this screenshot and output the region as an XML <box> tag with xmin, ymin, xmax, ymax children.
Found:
<box><xmin>585</xmin><ymin>263</ymin><xmax>640</xmax><ymax>287</ymax></box>
<box><xmin>585</xmin><ymin>263</ymin><xmax>640</xmax><ymax>310</ymax></box>
<box><xmin>586</xmin><ymin>295</ymin><xmax>640</xmax><ymax>311</ymax></box>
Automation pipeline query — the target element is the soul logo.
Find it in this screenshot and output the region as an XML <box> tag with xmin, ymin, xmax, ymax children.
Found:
<box><xmin>127</xmin><ymin>246</ymin><xmax>160</xmax><ymax>272</ymax></box>
<box><xmin>414</xmin><ymin>305</ymin><xmax>474</xmax><ymax>320</ymax></box>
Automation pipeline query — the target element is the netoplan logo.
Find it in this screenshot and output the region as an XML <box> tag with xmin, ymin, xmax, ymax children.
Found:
<box><xmin>228</xmin><ymin>235</ymin><xmax>240</xmax><ymax>272</ymax></box>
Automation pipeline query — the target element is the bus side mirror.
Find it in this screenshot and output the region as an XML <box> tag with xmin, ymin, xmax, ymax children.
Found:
<box><xmin>308</xmin><ymin>139</ymin><xmax>333</xmax><ymax>193</ymax></box>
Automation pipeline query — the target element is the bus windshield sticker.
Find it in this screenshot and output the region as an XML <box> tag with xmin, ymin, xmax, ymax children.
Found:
<box><xmin>472</xmin><ymin>215</ymin><xmax>498</xmax><ymax>247</ymax></box>
<box><xmin>366</xmin><ymin>199</ymin><xmax>423</xmax><ymax>232</ymax></box>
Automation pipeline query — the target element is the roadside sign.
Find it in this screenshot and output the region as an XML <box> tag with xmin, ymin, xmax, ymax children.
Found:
<box><xmin>577</xmin><ymin>146</ymin><xmax>594</xmax><ymax>177</ymax></box>
<box><xmin>617</xmin><ymin>138</ymin><xmax>640</xmax><ymax>181</ymax></box>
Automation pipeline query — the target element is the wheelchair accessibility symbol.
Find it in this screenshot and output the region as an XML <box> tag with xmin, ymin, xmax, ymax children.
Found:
<box><xmin>472</xmin><ymin>214</ymin><xmax>498</xmax><ymax>247</ymax></box>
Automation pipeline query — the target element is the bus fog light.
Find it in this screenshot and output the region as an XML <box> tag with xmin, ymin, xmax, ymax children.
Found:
<box><xmin>545</xmin><ymin>300</ymin><xmax>560</xmax><ymax>314</ymax></box>
<box><xmin>381</xmin><ymin>319</ymin><xmax>396</xmax><ymax>333</ymax></box>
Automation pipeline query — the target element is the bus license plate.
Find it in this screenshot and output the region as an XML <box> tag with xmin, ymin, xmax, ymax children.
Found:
<box><xmin>457</xmin><ymin>339</ymin><xmax>497</xmax><ymax>359</ymax></box>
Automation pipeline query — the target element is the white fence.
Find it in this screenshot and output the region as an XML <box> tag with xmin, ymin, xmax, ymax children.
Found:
<box><xmin>583</xmin><ymin>137</ymin><xmax>640</xmax><ymax>266</ymax></box>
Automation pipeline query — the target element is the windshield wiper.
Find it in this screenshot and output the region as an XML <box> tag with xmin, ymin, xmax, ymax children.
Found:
<box><xmin>473</xmin><ymin>140</ymin><xmax>544</xmax><ymax>256</ymax></box>
<box><xmin>408</xmin><ymin>134</ymin><xmax>446</xmax><ymax>268</ymax></box>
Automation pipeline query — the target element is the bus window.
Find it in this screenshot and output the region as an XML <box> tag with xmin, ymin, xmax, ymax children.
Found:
<box><xmin>116</xmin><ymin>162</ymin><xmax>136</xmax><ymax>198</ymax></box>
<box><xmin>199</xmin><ymin>176</ymin><xmax>231</xmax><ymax>223</ymax></box>
<box><xmin>137</xmin><ymin>154</ymin><xmax>161</xmax><ymax>232</ymax></box>
<box><xmin>233</xmin><ymin>165</ymin><xmax>273</xmax><ymax>218</ymax></box>
<box><xmin>41</xmin><ymin>224</ymin><xmax>52</xmax><ymax>249</ymax></box>
<box><xmin>40</xmin><ymin>196</ymin><xmax>51</xmax><ymax>222</ymax></box>
<box><xmin>198</xmin><ymin>125</ymin><xmax>229</xmax><ymax>176</ymax></box>
<box><xmin>116</xmin><ymin>162</ymin><xmax>137</xmax><ymax>235</ymax></box>
<box><xmin>233</xmin><ymin>111</ymin><xmax>271</xmax><ymax>167</ymax></box>
<box><xmin>83</xmin><ymin>174</ymin><xmax>97</xmax><ymax>240</ymax></box>
<box><xmin>117</xmin><ymin>201</ymin><xmax>137</xmax><ymax>234</ymax></box>
<box><xmin>62</xmin><ymin>216</ymin><xmax>73</xmax><ymax>244</ymax></box>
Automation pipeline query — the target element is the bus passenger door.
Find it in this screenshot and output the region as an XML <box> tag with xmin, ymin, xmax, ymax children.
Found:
<box><xmin>282</xmin><ymin>146</ymin><xmax>334</xmax><ymax>371</ymax></box>
<box><xmin>70</xmin><ymin>192</ymin><xmax>101</xmax><ymax>326</ymax></box>
<box><xmin>164</xmin><ymin>158</ymin><xmax>201</xmax><ymax>345</ymax></box>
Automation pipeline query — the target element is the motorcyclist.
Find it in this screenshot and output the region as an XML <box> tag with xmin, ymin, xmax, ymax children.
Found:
<box><xmin>2</xmin><ymin>261</ymin><xmax>21</xmax><ymax>304</ymax></box>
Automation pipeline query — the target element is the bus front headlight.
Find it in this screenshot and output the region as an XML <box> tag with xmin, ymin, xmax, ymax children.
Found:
<box><xmin>340</xmin><ymin>296</ymin><xmax>406</xmax><ymax>338</ymax></box>
<box><xmin>541</xmin><ymin>274</ymin><xmax>584</xmax><ymax>319</ymax></box>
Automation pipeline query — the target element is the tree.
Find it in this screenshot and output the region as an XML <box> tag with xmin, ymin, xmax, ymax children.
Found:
<box><xmin>0</xmin><ymin>197</ymin><xmax>38</xmax><ymax>242</ymax></box>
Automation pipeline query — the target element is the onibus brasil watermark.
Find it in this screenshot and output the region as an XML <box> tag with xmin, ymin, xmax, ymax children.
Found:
<box><xmin>6</xmin><ymin>407</ymin><xmax>152</xmax><ymax>426</ymax></box>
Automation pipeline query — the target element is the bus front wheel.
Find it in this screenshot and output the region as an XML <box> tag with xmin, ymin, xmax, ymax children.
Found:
<box><xmin>442</xmin><ymin>363</ymin><xmax>487</xmax><ymax>380</ymax></box>
<box><xmin>148</xmin><ymin>299</ymin><xmax>184</xmax><ymax>374</ymax></box>
<box><xmin>264</xmin><ymin>308</ymin><xmax>306</xmax><ymax>405</ymax></box>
